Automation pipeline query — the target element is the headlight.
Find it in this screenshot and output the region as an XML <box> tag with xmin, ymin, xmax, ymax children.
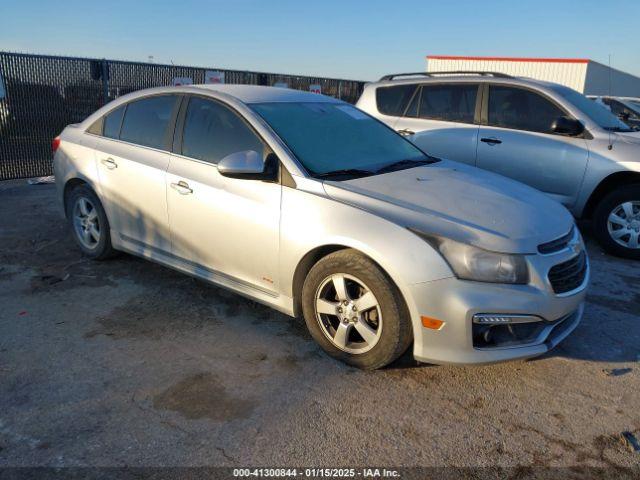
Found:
<box><xmin>410</xmin><ymin>229</ymin><xmax>529</xmax><ymax>284</ymax></box>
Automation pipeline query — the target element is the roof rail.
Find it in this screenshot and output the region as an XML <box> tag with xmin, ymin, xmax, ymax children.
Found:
<box><xmin>379</xmin><ymin>71</ymin><xmax>514</xmax><ymax>81</ymax></box>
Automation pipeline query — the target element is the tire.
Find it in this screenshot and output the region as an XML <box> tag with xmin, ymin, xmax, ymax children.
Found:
<box><xmin>592</xmin><ymin>184</ymin><xmax>640</xmax><ymax>260</ymax></box>
<box><xmin>65</xmin><ymin>184</ymin><xmax>117</xmax><ymax>260</ymax></box>
<box><xmin>301</xmin><ymin>249</ymin><xmax>412</xmax><ymax>369</ymax></box>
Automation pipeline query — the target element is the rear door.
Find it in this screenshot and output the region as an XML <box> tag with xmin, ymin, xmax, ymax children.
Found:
<box><xmin>95</xmin><ymin>94</ymin><xmax>180</xmax><ymax>253</ymax></box>
<box><xmin>392</xmin><ymin>83</ymin><xmax>480</xmax><ymax>165</ymax></box>
<box><xmin>166</xmin><ymin>95</ymin><xmax>281</xmax><ymax>292</ymax></box>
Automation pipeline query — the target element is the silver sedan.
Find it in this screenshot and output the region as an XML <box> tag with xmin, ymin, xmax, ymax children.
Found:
<box><xmin>53</xmin><ymin>85</ymin><xmax>588</xmax><ymax>369</ymax></box>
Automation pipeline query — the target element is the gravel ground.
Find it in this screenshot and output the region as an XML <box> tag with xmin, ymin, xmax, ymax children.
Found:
<box><xmin>0</xmin><ymin>180</ymin><xmax>639</xmax><ymax>475</ymax></box>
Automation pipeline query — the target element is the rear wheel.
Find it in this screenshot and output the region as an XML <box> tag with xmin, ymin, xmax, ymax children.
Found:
<box><xmin>66</xmin><ymin>184</ymin><xmax>116</xmax><ymax>260</ymax></box>
<box><xmin>301</xmin><ymin>249</ymin><xmax>412</xmax><ymax>369</ymax></box>
<box><xmin>593</xmin><ymin>184</ymin><xmax>640</xmax><ymax>259</ymax></box>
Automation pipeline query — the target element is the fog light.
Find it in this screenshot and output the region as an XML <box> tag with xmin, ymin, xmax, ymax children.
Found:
<box><xmin>472</xmin><ymin>314</ymin><xmax>542</xmax><ymax>324</ymax></box>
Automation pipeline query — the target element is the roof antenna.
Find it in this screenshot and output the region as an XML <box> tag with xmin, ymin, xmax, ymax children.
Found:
<box><xmin>608</xmin><ymin>54</ymin><xmax>613</xmax><ymax>150</ymax></box>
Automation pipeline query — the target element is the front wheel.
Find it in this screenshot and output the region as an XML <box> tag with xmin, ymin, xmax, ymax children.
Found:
<box><xmin>592</xmin><ymin>184</ymin><xmax>640</xmax><ymax>259</ymax></box>
<box><xmin>301</xmin><ymin>249</ymin><xmax>412</xmax><ymax>369</ymax></box>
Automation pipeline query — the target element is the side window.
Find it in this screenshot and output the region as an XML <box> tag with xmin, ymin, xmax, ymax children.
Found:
<box><xmin>181</xmin><ymin>97</ymin><xmax>263</xmax><ymax>164</ymax></box>
<box><xmin>119</xmin><ymin>95</ymin><xmax>177</xmax><ymax>149</ymax></box>
<box><xmin>103</xmin><ymin>105</ymin><xmax>125</xmax><ymax>139</ymax></box>
<box><xmin>488</xmin><ymin>86</ymin><xmax>564</xmax><ymax>134</ymax></box>
<box><xmin>375</xmin><ymin>84</ymin><xmax>418</xmax><ymax>116</ymax></box>
<box><xmin>419</xmin><ymin>84</ymin><xmax>478</xmax><ymax>123</ymax></box>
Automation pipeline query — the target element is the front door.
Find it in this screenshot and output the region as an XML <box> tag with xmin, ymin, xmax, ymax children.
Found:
<box><xmin>476</xmin><ymin>85</ymin><xmax>589</xmax><ymax>208</ymax></box>
<box><xmin>167</xmin><ymin>96</ymin><xmax>281</xmax><ymax>293</ymax></box>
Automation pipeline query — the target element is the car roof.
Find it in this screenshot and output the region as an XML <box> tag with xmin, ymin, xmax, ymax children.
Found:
<box><xmin>189</xmin><ymin>84</ymin><xmax>341</xmax><ymax>104</ymax></box>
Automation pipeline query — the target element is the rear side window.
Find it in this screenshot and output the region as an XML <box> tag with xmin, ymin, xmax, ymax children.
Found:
<box><xmin>181</xmin><ymin>97</ymin><xmax>263</xmax><ymax>164</ymax></box>
<box><xmin>419</xmin><ymin>84</ymin><xmax>478</xmax><ymax>123</ymax></box>
<box><xmin>376</xmin><ymin>85</ymin><xmax>417</xmax><ymax>116</ymax></box>
<box><xmin>103</xmin><ymin>106</ymin><xmax>125</xmax><ymax>139</ymax></box>
<box><xmin>488</xmin><ymin>86</ymin><xmax>564</xmax><ymax>133</ymax></box>
<box><xmin>119</xmin><ymin>95</ymin><xmax>176</xmax><ymax>149</ymax></box>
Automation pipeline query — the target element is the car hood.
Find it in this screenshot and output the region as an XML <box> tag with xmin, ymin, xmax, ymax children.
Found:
<box><xmin>322</xmin><ymin>160</ymin><xmax>574</xmax><ymax>254</ymax></box>
<box><xmin>616</xmin><ymin>130</ymin><xmax>640</xmax><ymax>145</ymax></box>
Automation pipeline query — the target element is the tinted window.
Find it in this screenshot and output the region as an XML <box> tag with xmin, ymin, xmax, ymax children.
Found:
<box><xmin>181</xmin><ymin>97</ymin><xmax>263</xmax><ymax>164</ymax></box>
<box><xmin>376</xmin><ymin>85</ymin><xmax>418</xmax><ymax>116</ymax></box>
<box><xmin>419</xmin><ymin>84</ymin><xmax>478</xmax><ymax>123</ymax></box>
<box><xmin>103</xmin><ymin>106</ymin><xmax>125</xmax><ymax>139</ymax></box>
<box><xmin>119</xmin><ymin>95</ymin><xmax>176</xmax><ymax>149</ymax></box>
<box><xmin>488</xmin><ymin>86</ymin><xmax>563</xmax><ymax>133</ymax></box>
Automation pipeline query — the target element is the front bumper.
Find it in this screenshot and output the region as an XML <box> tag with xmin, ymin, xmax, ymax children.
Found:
<box><xmin>406</xmin><ymin>250</ymin><xmax>588</xmax><ymax>365</ymax></box>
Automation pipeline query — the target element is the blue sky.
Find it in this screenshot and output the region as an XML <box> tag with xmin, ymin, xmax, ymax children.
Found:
<box><xmin>1</xmin><ymin>0</ymin><xmax>639</xmax><ymax>81</ymax></box>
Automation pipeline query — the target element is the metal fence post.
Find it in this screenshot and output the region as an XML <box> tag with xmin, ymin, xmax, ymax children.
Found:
<box><xmin>101</xmin><ymin>59</ymin><xmax>109</xmax><ymax>104</ymax></box>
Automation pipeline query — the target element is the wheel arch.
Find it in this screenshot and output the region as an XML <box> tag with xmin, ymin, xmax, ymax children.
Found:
<box><xmin>582</xmin><ymin>171</ymin><xmax>640</xmax><ymax>219</ymax></box>
<box><xmin>291</xmin><ymin>244</ymin><xmax>409</xmax><ymax>320</ymax></box>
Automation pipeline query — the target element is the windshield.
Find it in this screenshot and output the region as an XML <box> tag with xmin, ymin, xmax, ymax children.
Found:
<box><xmin>251</xmin><ymin>102</ymin><xmax>432</xmax><ymax>176</ymax></box>
<box><xmin>553</xmin><ymin>86</ymin><xmax>633</xmax><ymax>132</ymax></box>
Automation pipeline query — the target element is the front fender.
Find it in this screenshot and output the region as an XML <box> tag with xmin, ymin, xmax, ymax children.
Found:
<box><xmin>278</xmin><ymin>186</ymin><xmax>454</xmax><ymax>310</ymax></box>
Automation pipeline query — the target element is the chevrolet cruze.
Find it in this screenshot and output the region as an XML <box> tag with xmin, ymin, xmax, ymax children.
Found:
<box><xmin>53</xmin><ymin>85</ymin><xmax>589</xmax><ymax>369</ymax></box>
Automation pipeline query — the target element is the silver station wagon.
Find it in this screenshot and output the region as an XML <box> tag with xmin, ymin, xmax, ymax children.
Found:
<box><xmin>53</xmin><ymin>85</ymin><xmax>588</xmax><ymax>369</ymax></box>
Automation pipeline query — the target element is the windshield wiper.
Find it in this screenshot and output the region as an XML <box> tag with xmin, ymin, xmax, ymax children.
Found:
<box><xmin>315</xmin><ymin>168</ymin><xmax>375</xmax><ymax>180</ymax></box>
<box><xmin>375</xmin><ymin>158</ymin><xmax>435</xmax><ymax>174</ymax></box>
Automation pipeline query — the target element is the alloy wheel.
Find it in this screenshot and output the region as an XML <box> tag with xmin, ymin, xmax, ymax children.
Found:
<box><xmin>607</xmin><ymin>201</ymin><xmax>640</xmax><ymax>249</ymax></box>
<box><xmin>72</xmin><ymin>196</ymin><xmax>101</xmax><ymax>249</ymax></box>
<box><xmin>314</xmin><ymin>273</ymin><xmax>383</xmax><ymax>354</ymax></box>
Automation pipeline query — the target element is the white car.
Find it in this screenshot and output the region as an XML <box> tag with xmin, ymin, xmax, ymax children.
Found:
<box><xmin>53</xmin><ymin>85</ymin><xmax>587</xmax><ymax>369</ymax></box>
<box><xmin>357</xmin><ymin>73</ymin><xmax>640</xmax><ymax>258</ymax></box>
<box><xmin>588</xmin><ymin>95</ymin><xmax>640</xmax><ymax>130</ymax></box>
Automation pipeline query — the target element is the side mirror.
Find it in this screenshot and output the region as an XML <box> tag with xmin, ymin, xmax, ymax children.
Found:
<box><xmin>218</xmin><ymin>150</ymin><xmax>265</xmax><ymax>179</ymax></box>
<box><xmin>217</xmin><ymin>150</ymin><xmax>278</xmax><ymax>181</ymax></box>
<box><xmin>551</xmin><ymin>116</ymin><xmax>584</xmax><ymax>136</ymax></box>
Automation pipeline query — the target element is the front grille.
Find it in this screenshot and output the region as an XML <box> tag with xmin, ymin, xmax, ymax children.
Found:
<box><xmin>538</xmin><ymin>227</ymin><xmax>575</xmax><ymax>254</ymax></box>
<box><xmin>548</xmin><ymin>251</ymin><xmax>587</xmax><ymax>294</ymax></box>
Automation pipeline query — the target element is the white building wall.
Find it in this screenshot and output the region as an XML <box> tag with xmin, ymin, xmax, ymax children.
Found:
<box><xmin>584</xmin><ymin>61</ymin><xmax>640</xmax><ymax>97</ymax></box>
<box><xmin>427</xmin><ymin>57</ymin><xmax>589</xmax><ymax>91</ymax></box>
<box><xmin>427</xmin><ymin>57</ymin><xmax>640</xmax><ymax>96</ymax></box>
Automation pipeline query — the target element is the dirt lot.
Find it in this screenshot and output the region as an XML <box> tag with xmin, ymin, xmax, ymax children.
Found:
<box><xmin>0</xmin><ymin>180</ymin><xmax>639</xmax><ymax>473</ymax></box>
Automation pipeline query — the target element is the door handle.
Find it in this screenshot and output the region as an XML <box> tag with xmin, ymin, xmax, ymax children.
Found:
<box><xmin>170</xmin><ymin>180</ymin><xmax>193</xmax><ymax>195</ymax></box>
<box><xmin>480</xmin><ymin>137</ymin><xmax>502</xmax><ymax>145</ymax></box>
<box><xmin>101</xmin><ymin>157</ymin><xmax>118</xmax><ymax>169</ymax></box>
<box><xmin>397</xmin><ymin>128</ymin><xmax>415</xmax><ymax>136</ymax></box>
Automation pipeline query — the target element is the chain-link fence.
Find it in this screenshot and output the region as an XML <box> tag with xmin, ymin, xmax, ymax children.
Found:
<box><xmin>0</xmin><ymin>52</ymin><xmax>365</xmax><ymax>180</ymax></box>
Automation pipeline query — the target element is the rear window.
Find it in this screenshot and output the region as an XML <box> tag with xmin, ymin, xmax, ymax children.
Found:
<box><xmin>375</xmin><ymin>85</ymin><xmax>417</xmax><ymax>116</ymax></box>
<box><xmin>419</xmin><ymin>84</ymin><xmax>478</xmax><ymax>123</ymax></box>
<box><xmin>119</xmin><ymin>95</ymin><xmax>176</xmax><ymax>149</ymax></box>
